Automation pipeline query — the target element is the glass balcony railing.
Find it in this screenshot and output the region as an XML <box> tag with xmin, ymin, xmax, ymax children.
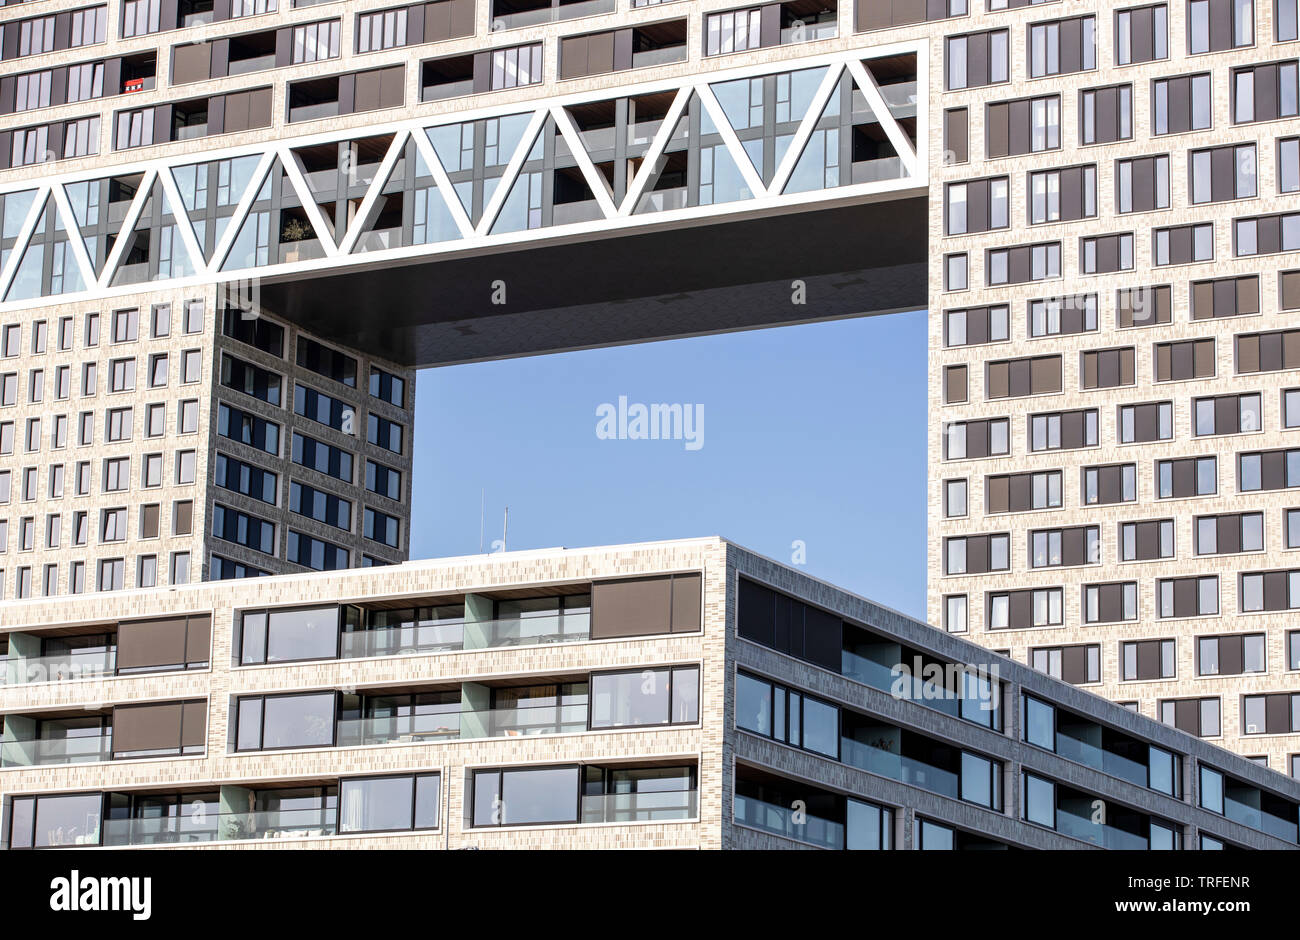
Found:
<box><xmin>101</xmin><ymin>808</ymin><xmax>338</xmax><ymax>846</ymax></box>
<box><xmin>779</xmin><ymin>20</ymin><xmax>837</xmax><ymax>45</ymax></box>
<box><xmin>1</xmin><ymin>650</ymin><xmax>116</xmax><ymax>685</ymax></box>
<box><xmin>422</xmin><ymin>79</ymin><xmax>475</xmax><ymax>102</ymax></box>
<box><xmin>840</xmin><ymin>737</ymin><xmax>960</xmax><ymax>801</ymax></box>
<box><xmin>1</xmin><ymin>734</ymin><xmax>112</xmax><ymax>767</ymax></box>
<box><xmin>733</xmin><ymin>794</ymin><xmax>842</xmax><ymax>849</ymax></box>
<box><xmin>491</xmin><ymin>0</ymin><xmax>614</xmax><ymax>30</ymax></box>
<box><xmin>1056</xmin><ymin>805</ymin><xmax>1150</xmax><ymax>850</ymax></box>
<box><xmin>334</xmin><ymin>702</ymin><xmax>588</xmax><ymax>746</ymax></box>
<box><xmin>581</xmin><ymin>789</ymin><xmax>698</xmax><ymax>823</ymax></box>
<box><xmin>339</xmin><ymin>614</ymin><xmax>591</xmax><ymax>659</ymax></box>
<box><xmin>553</xmin><ymin>200</ymin><xmax>604</xmax><ymax>225</ymax></box>
<box><xmin>631</xmin><ymin>45</ymin><xmax>688</xmax><ymax>68</ymax></box>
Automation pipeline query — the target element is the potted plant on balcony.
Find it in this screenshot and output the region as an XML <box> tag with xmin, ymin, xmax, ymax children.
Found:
<box><xmin>281</xmin><ymin>218</ymin><xmax>314</xmax><ymax>263</ymax></box>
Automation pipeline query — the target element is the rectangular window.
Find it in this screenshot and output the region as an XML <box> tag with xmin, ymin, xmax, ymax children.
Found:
<box><xmin>1190</xmin><ymin>144</ymin><xmax>1257</xmax><ymax>204</ymax></box>
<box><xmin>1153</xmin><ymin>222</ymin><xmax>1214</xmax><ymax>265</ymax></box>
<box><xmin>489</xmin><ymin>43</ymin><xmax>543</xmax><ymax>89</ymax></box>
<box><xmin>1157</xmin><ymin>576</ymin><xmax>1219</xmax><ymax>618</ymax></box>
<box><xmin>339</xmin><ymin>773</ymin><xmax>441</xmax><ymax>833</ymax></box>
<box><xmin>1029</xmin><ymin>16</ymin><xmax>1097</xmax><ymax>78</ymax></box>
<box><xmin>292</xmin><ymin>20</ymin><xmax>340</xmax><ymax>64</ymax></box>
<box><xmin>1116</xmin><ymin>4</ymin><xmax>1169</xmax><ymax>64</ymax></box>
<box><xmin>1123</xmin><ymin>639</ymin><xmax>1177</xmax><ymax>680</ymax></box>
<box><xmin>946</xmin><ymin>29</ymin><xmax>1010</xmax><ymax>90</ymax></box>
<box><xmin>1198</xmin><ymin>633</ymin><xmax>1266</xmax><ymax>675</ymax></box>
<box><xmin>1115</xmin><ymin>154</ymin><xmax>1170</xmax><ymax>212</ymax></box>
<box><xmin>1118</xmin><ymin>401</ymin><xmax>1173</xmax><ymax>443</ymax></box>
<box><xmin>1152</xmin><ymin>74</ymin><xmax>1212</xmax><ymax>134</ymax></box>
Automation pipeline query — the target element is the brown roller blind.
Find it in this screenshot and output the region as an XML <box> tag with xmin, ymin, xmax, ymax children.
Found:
<box><xmin>181</xmin><ymin>700</ymin><xmax>207</xmax><ymax>749</ymax></box>
<box><xmin>172</xmin><ymin>42</ymin><xmax>212</xmax><ymax>85</ymax></box>
<box><xmin>116</xmin><ymin>617</ymin><xmax>188</xmax><ymax>671</ymax></box>
<box><xmin>112</xmin><ymin>701</ymin><xmax>184</xmax><ymax>756</ymax></box>
<box><xmin>669</xmin><ymin>572</ymin><xmax>701</xmax><ymax>632</ymax></box>
<box><xmin>1282</xmin><ymin>271</ymin><xmax>1300</xmax><ymax>310</ymax></box>
<box><xmin>174</xmin><ymin>500</ymin><xmax>193</xmax><ymax>536</ymax></box>
<box><xmin>185</xmin><ymin>615</ymin><xmax>211</xmax><ymax>665</ymax></box>
<box><xmin>945</xmin><ymin>107</ymin><xmax>968</xmax><ymax>163</ymax></box>
<box><xmin>945</xmin><ymin>364</ymin><xmax>967</xmax><ymax>403</ymax></box>
<box><xmin>591</xmin><ymin>575</ymin><xmax>672</xmax><ymax>638</ymax></box>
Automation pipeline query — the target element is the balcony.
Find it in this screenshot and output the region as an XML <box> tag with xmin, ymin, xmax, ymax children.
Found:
<box><xmin>491</xmin><ymin>0</ymin><xmax>615</xmax><ymax>30</ymax></box>
<box><xmin>334</xmin><ymin>701</ymin><xmax>588</xmax><ymax>746</ymax></box>
<box><xmin>632</xmin><ymin>45</ymin><xmax>688</xmax><ymax>68</ymax></box>
<box><xmin>100</xmin><ymin>807</ymin><xmax>338</xmax><ymax>846</ymax></box>
<box><xmin>339</xmin><ymin>613</ymin><xmax>591</xmax><ymax>659</ymax></box>
<box><xmin>1</xmin><ymin>733</ymin><xmax>112</xmax><ymax>768</ymax></box>
<box><xmin>733</xmin><ymin>793</ymin><xmax>843</xmax><ymax>848</ymax></box>
<box><xmin>1</xmin><ymin>649</ymin><xmax>116</xmax><ymax>686</ymax></box>
<box><xmin>581</xmin><ymin>789</ymin><xmax>698</xmax><ymax>823</ymax></box>
<box><xmin>779</xmin><ymin>20</ymin><xmax>837</xmax><ymax>44</ymax></box>
<box><xmin>422</xmin><ymin>78</ymin><xmax>475</xmax><ymax>102</ymax></box>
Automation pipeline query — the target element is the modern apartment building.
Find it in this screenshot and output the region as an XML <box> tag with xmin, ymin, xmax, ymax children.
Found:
<box><xmin>0</xmin><ymin>537</ymin><xmax>1295</xmax><ymax>850</ymax></box>
<box><xmin>0</xmin><ymin>0</ymin><xmax>1297</xmax><ymax>774</ymax></box>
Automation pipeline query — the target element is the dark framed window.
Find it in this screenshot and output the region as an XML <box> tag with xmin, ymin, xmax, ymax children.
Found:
<box><xmin>235</xmin><ymin>691</ymin><xmax>337</xmax><ymax>751</ymax></box>
<box><xmin>338</xmin><ymin>773</ymin><xmax>440</xmax><ymax>833</ymax></box>
<box><xmin>589</xmin><ymin>666</ymin><xmax>699</xmax><ymax>728</ymax></box>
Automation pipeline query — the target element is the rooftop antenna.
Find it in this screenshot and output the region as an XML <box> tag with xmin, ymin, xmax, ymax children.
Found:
<box><xmin>478</xmin><ymin>489</ymin><xmax>485</xmax><ymax>554</ymax></box>
<box><xmin>502</xmin><ymin>507</ymin><xmax>509</xmax><ymax>553</ymax></box>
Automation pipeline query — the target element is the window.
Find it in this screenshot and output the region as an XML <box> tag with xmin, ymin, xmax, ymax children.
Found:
<box><xmin>1029</xmin><ymin>16</ymin><xmax>1096</xmax><ymax>78</ymax></box>
<box><xmin>1241</xmin><ymin>694</ymin><xmax>1300</xmax><ymax>734</ymax></box>
<box><xmin>945</xmin><ymin>177</ymin><xmax>1010</xmax><ymax>235</ymax></box>
<box><xmin>944</xmin><ymin>418</ymin><xmax>1009</xmax><ymax>459</ymax></box>
<box><xmin>339</xmin><ymin>774</ymin><xmax>440</xmax><ymax>833</ymax></box>
<box><xmin>105</xmin><ymin>407</ymin><xmax>132</xmax><ymax>442</ymax></box>
<box><xmin>490</xmin><ymin>43</ymin><xmax>543</xmax><ymax>89</ymax></box>
<box><xmin>292</xmin><ymin>20</ymin><xmax>340</xmax><ymax>63</ymax></box>
<box><xmin>1237</xmin><ymin>448</ymin><xmax>1300</xmax><ymax>491</ymax></box>
<box><xmin>1158</xmin><ymin>576</ymin><xmax>1219</xmax><ymax>617</ymax></box>
<box><xmin>1022</xmin><ymin>772</ymin><xmax>1055</xmax><ymax>828</ymax></box>
<box><xmin>1081</xmin><ymin>347</ymin><xmax>1136</xmax><ymax>389</ymax></box>
<box><xmin>1161</xmin><ymin>697</ymin><xmax>1220</xmax><ymax>736</ymax></box>
<box><xmin>1190</xmin><ymin>144</ymin><xmax>1257</xmax><ymax>203</ymax></box>
<box><xmin>97</xmin><ymin>558</ymin><xmax>124</xmax><ymax>591</ymax></box>
<box><xmin>986</xmin><ymin>95</ymin><xmax>1061</xmax><ymax>156</ymax></box>
<box><xmin>1122</xmin><ymin>639</ymin><xmax>1177</xmax><ymax>680</ymax></box>
<box><xmin>103</xmin><ymin>457</ymin><xmax>129</xmax><ymax>492</ymax></box>
<box><xmin>1233</xmin><ymin>61</ymin><xmax>1299</xmax><ymax>123</ymax></box>
<box><xmin>108</xmin><ymin>358</ymin><xmax>135</xmax><ymax>392</ymax></box>
<box><xmin>1030</xmin><ymin>644</ymin><xmax>1100</xmax><ymax>684</ymax></box>
<box><xmin>987</xmin><ymin>243</ymin><xmax>1060</xmax><ymax>284</ymax></box>
<box><xmin>986</xmin><ymin>470</ymin><xmax>1062</xmax><ymax>512</ymax></box>
<box><xmin>1116</xmin><ymin>4</ymin><xmax>1169</xmax><ymax>64</ymax></box>
<box><xmin>287</xmin><ymin>530</ymin><xmax>349</xmax><ymax>571</ymax></box>
<box><xmin>1198</xmin><ymin>633</ymin><xmax>1266</xmax><ymax>675</ymax></box>
<box><xmin>239</xmin><ymin>606</ymin><xmax>339</xmax><ymax>665</ymax></box>
<box><xmin>945</xmin><ymin>306</ymin><xmax>1009</xmax><ymax>347</ymax></box>
<box><xmin>944</xmin><ymin>594</ymin><xmax>968</xmax><ymax>633</ymax></box>
<box><xmin>236</xmin><ymin>692</ymin><xmax>337</xmax><ymax>750</ymax></box>
<box><xmin>1029</xmin><ymin>167</ymin><xmax>1096</xmax><ymax>225</ymax></box>
<box><xmin>1120</xmin><ymin>519</ymin><xmax>1175</xmax><ymax>560</ymax></box>
<box><xmin>363</xmin><ymin>507</ymin><xmax>400</xmax><ymax>548</ymax></box>
<box><xmin>1152</xmin><ymin>74</ymin><xmax>1212</xmax><ymax>134</ymax></box>
<box><xmin>945</xmin><ymin>253</ymin><xmax>968</xmax><ymax>291</ymax></box>
<box><xmin>212</xmin><ymin>504</ymin><xmax>276</xmax><ymax>555</ymax></box>
<box><xmin>1196</xmin><ymin>511</ymin><xmax>1264</xmax><ymax>554</ymax></box>
<box><xmin>1195</xmin><ymin>393</ymin><xmax>1261</xmax><ymax>436</ymax></box>
<box><xmin>945</xmin><ymin>533</ymin><xmax>1010</xmax><ymax>574</ymax></box>
<box><xmin>1156</xmin><ymin>457</ymin><xmax>1215</xmax><ymax>498</ymax></box>
<box><xmin>472</xmin><ymin>766</ymin><xmax>580</xmax><ymax>827</ymax></box>
<box><xmin>590</xmin><ymin>666</ymin><xmax>700</xmax><ymax>728</ymax></box>
<box><xmin>1188</xmin><ymin>0</ymin><xmax>1253</xmax><ymax>52</ymax></box>
<box><xmin>1239</xmin><ymin>569</ymin><xmax>1300</xmax><ymax>611</ymax></box>
<box><xmin>987</xmin><ymin>587</ymin><xmax>1063</xmax><ymax>629</ymax></box>
<box><xmin>178</xmin><ymin>400</ymin><xmax>198</xmax><ymax>434</ymax></box>
<box><xmin>1153</xmin><ymin>222</ymin><xmax>1214</xmax><ymax>265</ymax></box>
<box><xmin>1084</xmin><ymin>581</ymin><xmax>1139</xmax><ymax>622</ymax></box>
<box><xmin>705</xmin><ymin>7</ymin><xmax>761</xmax><ymax>55</ymax></box>
<box><xmin>1029</xmin><ymin>409</ymin><xmax>1098</xmax><ymax>451</ymax></box>
<box><xmin>986</xmin><ymin>355</ymin><xmax>1062</xmax><ymax>398</ymax></box>
<box><xmin>357</xmin><ymin>9</ymin><xmax>410</xmax><ymax>53</ymax></box>
<box><xmin>946</xmin><ymin>29</ymin><xmax>1009</xmax><ymax>89</ymax></box>
<box><xmin>1118</xmin><ymin>401</ymin><xmax>1172</xmax><ymax>443</ymax></box>
<box><xmin>1116</xmin><ymin>155</ymin><xmax>1170</xmax><ymax>212</ymax></box>
<box><xmin>1154</xmin><ymin>338</ymin><xmax>1215</xmax><ymax>381</ymax></box>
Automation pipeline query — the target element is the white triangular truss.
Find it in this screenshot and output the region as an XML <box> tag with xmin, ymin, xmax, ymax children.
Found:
<box><xmin>0</xmin><ymin>42</ymin><xmax>927</xmax><ymax>312</ymax></box>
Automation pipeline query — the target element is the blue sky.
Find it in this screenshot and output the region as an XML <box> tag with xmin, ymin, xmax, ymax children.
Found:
<box><xmin>410</xmin><ymin>309</ymin><xmax>928</xmax><ymax>619</ymax></box>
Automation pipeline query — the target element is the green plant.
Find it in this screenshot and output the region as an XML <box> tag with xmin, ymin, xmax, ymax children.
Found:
<box><xmin>281</xmin><ymin>218</ymin><xmax>312</xmax><ymax>242</ymax></box>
